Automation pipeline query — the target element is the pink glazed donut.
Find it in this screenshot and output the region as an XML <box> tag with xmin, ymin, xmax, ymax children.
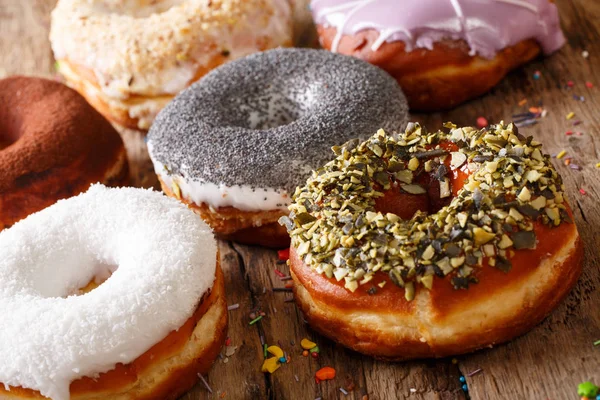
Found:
<box><xmin>312</xmin><ymin>0</ymin><xmax>565</xmax><ymax>110</ymax></box>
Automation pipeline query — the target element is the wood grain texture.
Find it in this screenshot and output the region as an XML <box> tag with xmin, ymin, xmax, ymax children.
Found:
<box><xmin>0</xmin><ymin>1</ymin><xmax>598</xmax><ymax>399</ymax></box>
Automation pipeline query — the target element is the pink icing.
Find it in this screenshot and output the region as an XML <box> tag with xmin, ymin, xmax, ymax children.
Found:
<box><xmin>311</xmin><ymin>0</ymin><xmax>565</xmax><ymax>59</ymax></box>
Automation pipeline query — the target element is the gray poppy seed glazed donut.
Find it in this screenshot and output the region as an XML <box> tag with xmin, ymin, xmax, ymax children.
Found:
<box><xmin>148</xmin><ymin>48</ymin><xmax>408</xmax><ymax>247</ymax></box>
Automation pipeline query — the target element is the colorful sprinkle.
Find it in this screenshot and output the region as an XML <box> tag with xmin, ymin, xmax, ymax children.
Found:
<box><xmin>261</xmin><ymin>357</ymin><xmax>281</xmax><ymax>373</ymax></box>
<box><xmin>274</xmin><ymin>269</ymin><xmax>286</xmax><ymax>278</ymax></box>
<box><xmin>533</xmin><ymin>70</ymin><xmax>541</xmax><ymax>80</ymax></box>
<box><xmin>340</xmin><ymin>388</ymin><xmax>349</xmax><ymax>395</ymax></box>
<box><xmin>301</xmin><ymin>338</ymin><xmax>317</xmax><ymax>349</ymax></box>
<box><xmin>476</xmin><ymin>117</ymin><xmax>488</xmax><ymax>129</ymax></box>
<box><xmin>459</xmin><ymin>376</ymin><xmax>466</xmax><ymax>383</ymax></box>
<box><xmin>302</xmin><ymin>350</ymin><xmax>309</xmax><ymax>357</ymax></box>
<box><xmin>566</xmin><ymin>112</ymin><xmax>576</xmax><ymax>120</ymax></box>
<box><xmin>277</xmin><ymin>248</ymin><xmax>290</xmax><ymax>261</ymax></box>
<box><xmin>580</xmin><ymin>188</ymin><xmax>587</xmax><ymax>195</ymax></box>
<box><xmin>198</xmin><ymin>374</ymin><xmax>213</xmax><ymax>394</ymax></box>
<box><xmin>227</xmin><ymin>303</ymin><xmax>239</xmax><ymax>311</ymax></box>
<box><xmin>267</xmin><ymin>345</ymin><xmax>284</xmax><ymax>358</ymax></box>
<box><xmin>566</xmin><ymin>130</ymin><xmax>573</xmax><ymax>136</ymax></box>
<box><xmin>556</xmin><ymin>150</ymin><xmax>567</xmax><ymax>159</ymax></box>
<box><xmin>249</xmin><ymin>315</ymin><xmax>263</xmax><ymax>325</ymax></box>
<box><xmin>578</xmin><ymin>382</ymin><xmax>599</xmax><ymax>398</ymax></box>
<box><xmin>593</xmin><ymin>339</ymin><xmax>600</xmax><ymax>345</ymax></box>
<box><xmin>315</xmin><ymin>367</ymin><xmax>337</xmax><ymax>383</ymax></box>
<box><xmin>582</xmin><ymin>50</ymin><xmax>590</xmax><ymax>58</ymax></box>
<box><xmin>586</xmin><ymin>82</ymin><xmax>594</xmax><ymax>88</ymax></box>
<box><xmin>567</xmin><ymin>81</ymin><xmax>575</xmax><ymax>87</ymax></box>
<box><xmin>518</xmin><ymin>98</ymin><xmax>528</xmax><ymax>106</ymax></box>
<box><xmin>462</xmin><ymin>384</ymin><xmax>468</xmax><ymax>392</ymax></box>
<box><xmin>467</xmin><ymin>368</ymin><xmax>483</xmax><ymax>377</ymax></box>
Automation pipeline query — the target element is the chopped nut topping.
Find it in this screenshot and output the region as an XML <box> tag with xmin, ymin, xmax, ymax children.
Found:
<box><xmin>282</xmin><ymin>122</ymin><xmax>568</xmax><ymax>298</ymax></box>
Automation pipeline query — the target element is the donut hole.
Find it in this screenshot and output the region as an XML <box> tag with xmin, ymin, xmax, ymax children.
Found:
<box><xmin>69</xmin><ymin>261</ymin><xmax>117</xmax><ymax>296</ymax></box>
<box><xmin>219</xmin><ymin>84</ymin><xmax>317</xmax><ymax>130</ymax></box>
<box><xmin>92</xmin><ymin>0</ymin><xmax>185</xmax><ymax>18</ymax></box>
<box><xmin>0</xmin><ymin>128</ymin><xmax>20</xmax><ymax>151</ymax></box>
<box><xmin>28</xmin><ymin>255</ymin><xmax>119</xmax><ymax>299</ymax></box>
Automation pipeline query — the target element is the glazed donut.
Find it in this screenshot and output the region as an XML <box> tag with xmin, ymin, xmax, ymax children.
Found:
<box><xmin>282</xmin><ymin>122</ymin><xmax>583</xmax><ymax>360</ymax></box>
<box><xmin>0</xmin><ymin>185</ymin><xmax>227</xmax><ymax>400</ymax></box>
<box><xmin>50</xmin><ymin>0</ymin><xmax>293</xmax><ymax>130</ymax></box>
<box><xmin>0</xmin><ymin>76</ymin><xmax>128</xmax><ymax>231</ymax></box>
<box><xmin>148</xmin><ymin>48</ymin><xmax>408</xmax><ymax>248</ymax></box>
<box><xmin>311</xmin><ymin>0</ymin><xmax>565</xmax><ymax>110</ymax></box>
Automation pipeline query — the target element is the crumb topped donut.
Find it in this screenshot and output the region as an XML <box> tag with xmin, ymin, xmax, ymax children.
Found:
<box><xmin>0</xmin><ymin>76</ymin><xmax>128</xmax><ymax>231</ymax></box>
<box><xmin>50</xmin><ymin>0</ymin><xmax>293</xmax><ymax>130</ymax></box>
<box><xmin>148</xmin><ymin>48</ymin><xmax>408</xmax><ymax>247</ymax></box>
<box><xmin>282</xmin><ymin>122</ymin><xmax>582</xmax><ymax>359</ymax></box>
<box><xmin>311</xmin><ymin>0</ymin><xmax>565</xmax><ymax>110</ymax></box>
<box><xmin>0</xmin><ymin>185</ymin><xmax>227</xmax><ymax>400</ymax></box>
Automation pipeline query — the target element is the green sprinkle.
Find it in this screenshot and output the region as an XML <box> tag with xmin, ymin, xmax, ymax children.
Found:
<box><xmin>249</xmin><ymin>315</ymin><xmax>263</xmax><ymax>325</ymax></box>
<box><xmin>263</xmin><ymin>343</ymin><xmax>268</xmax><ymax>358</ymax></box>
<box><xmin>577</xmin><ymin>381</ymin><xmax>599</xmax><ymax>397</ymax></box>
<box><xmin>593</xmin><ymin>339</ymin><xmax>600</xmax><ymax>346</ymax></box>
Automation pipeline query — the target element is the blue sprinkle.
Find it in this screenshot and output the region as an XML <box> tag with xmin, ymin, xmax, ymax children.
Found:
<box><xmin>279</xmin><ymin>357</ymin><xmax>286</xmax><ymax>363</ymax></box>
<box><xmin>462</xmin><ymin>384</ymin><xmax>468</xmax><ymax>392</ymax></box>
<box><xmin>596</xmin><ymin>395</ymin><xmax>600</xmax><ymax>400</ymax></box>
<box><xmin>459</xmin><ymin>376</ymin><xmax>466</xmax><ymax>383</ymax></box>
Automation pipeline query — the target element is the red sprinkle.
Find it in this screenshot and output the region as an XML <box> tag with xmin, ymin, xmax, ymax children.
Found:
<box><xmin>274</xmin><ymin>269</ymin><xmax>286</xmax><ymax>278</ymax></box>
<box><xmin>277</xmin><ymin>248</ymin><xmax>290</xmax><ymax>261</ymax></box>
<box><xmin>566</xmin><ymin>130</ymin><xmax>573</xmax><ymax>136</ymax></box>
<box><xmin>586</xmin><ymin>81</ymin><xmax>594</xmax><ymax>88</ymax></box>
<box><xmin>476</xmin><ymin>117</ymin><xmax>488</xmax><ymax>128</ymax></box>
<box><xmin>567</xmin><ymin>80</ymin><xmax>575</xmax><ymax>87</ymax></box>
<box><xmin>225</xmin><ymin>337</ymin><xmax>231</xmax><ymax>346</ymax></box>
<box><xmin>579</xmin><ymin>188</ymin><xmax>587</xmax><ymax>195</ymax></box>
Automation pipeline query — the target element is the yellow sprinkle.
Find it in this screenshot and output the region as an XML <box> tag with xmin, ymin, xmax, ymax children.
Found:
<box><xmin>176</xmin><ymin>52</ymin><xmax>188</xmax><ymax>61</ymax></box>
<box><xmin>556</xmin><ymin>150</ymin><xmax>567</xmax><ymax>159</ymax></box>
<box><xmin>300</xmin><ymin>338</ymin><xmax>316</xmax><ymax>350</ymax></box>
<box><xmin>267</xmin><ymin>345</ymin><xmax>284</xmax><ymax>359</ymax></box>
<box><xmin>596</xmin><ymin>162</ymin><xmax>600</xmax><ymax>168</ymax></box>
<box><xmin>261</xmin><ymin>357</ymin><xmax>280</xmax><ymax>373</ymax></box>
<box><xmin>566</xmin><ymin>112</ymin><xmax>575</xmax><ymax>120</ymax></box>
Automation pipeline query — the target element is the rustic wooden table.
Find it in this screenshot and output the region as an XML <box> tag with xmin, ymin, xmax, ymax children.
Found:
<box><xmin>1</xmin><ymin>1</ymin><xmax>599</xmax><ymax>399</ymax></box>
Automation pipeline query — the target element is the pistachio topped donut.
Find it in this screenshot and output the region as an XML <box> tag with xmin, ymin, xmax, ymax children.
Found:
<box><xmin>283</xmin><ymin>122</ymin><xmax>583</xmax><ymax>359</ymax></box>
<box><xmin>148</xmin><ymin>48</ymin><xmax>408</xmax><ymax>247</ymax></box>
<box><xmin>50</xmin><ymin>0</ymin><xmax>293</xmax><ymax>130</ymax></box>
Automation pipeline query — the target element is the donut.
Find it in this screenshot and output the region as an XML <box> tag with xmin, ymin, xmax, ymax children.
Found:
<box><xmin>311</xmin><ymin>0</ymin><xmax>565</xmax><ymax>110</ymax></box>
<box><xmin>282</xmin><ymin>122</ymin><xmax>583</xmax><ymax>360</ymax></box>
<box><xmin>0</xmin><ymin>76</ymin><xmax>128</xmax><ymax>231</ymax></box>
<box><xmin>0</xmin><ymin>185</ymin><xmax>227</xmax><ymax>400</ymax></box>
<box><xmin>50</xmin><ymin>0</ymin><xmax>294</xmax><ymax>130</ymax></box>
<box><xmin>148</xmin><ymin>48</ymin><xmax>408</xmax><ymax>248</ymax></box>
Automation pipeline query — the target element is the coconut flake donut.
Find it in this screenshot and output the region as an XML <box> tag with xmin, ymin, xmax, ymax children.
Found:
<box><xmin>0</xmin><ymin>185</ymin><xmax>227</xmax><ymax>400</ymax></box>
<box><xmin>50</xmin><ymin>0</ymin><xmax>293</xmax><ymax>130</ymax></box>
<box><xmin>148</xmin><ymin>48</ymin><xmax>409</xmax><ymax>248</ymax></box>
<box><xmin>282</xmin><ymin>122</ymin><xmax>583</xmax><ymax>360</ymax></box>
<box><xmin>311</xmin><ymin>0</ymin><xmax>565</xmax><ymax>110</ymax></box>
<box><xmin>0</xmin><ymin>76</ymin><xmax>128</xmax><ymax>231</ymax></box>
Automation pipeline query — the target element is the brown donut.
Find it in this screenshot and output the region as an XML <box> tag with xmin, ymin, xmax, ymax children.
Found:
<box><xmin>0</xmin><ymin>76</ymin><xmax>128</xmax><ymax>230</ymax></box>
<box><xmin>283</xmin><ymin>123</ymin><xmax>583</xmax><ymax>360</ymax></box>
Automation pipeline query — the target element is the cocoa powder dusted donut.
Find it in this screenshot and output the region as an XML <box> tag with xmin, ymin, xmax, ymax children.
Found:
<box><xmin>50</xmin><ymin>0</ymin><xmax>294</xmax><ymax>130</ymax></box>
<box><xmin>148</xmin><ymin>48</ymin><xmax>408</xmax><ymax>248</ymax></box>
<box><xmin>282</xmin><ymin>122</ymin><xmax>583</xmax><ymax>360</ymax></box>
<box><xmin>0</xmin><ymin>76</ymin><xmax>128</xmax><ymax>230</ymax></box>
<box><xmin>311</xmin><ymin>0</ymin><xmax>565</xmax><ymax>110</ymax></box>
